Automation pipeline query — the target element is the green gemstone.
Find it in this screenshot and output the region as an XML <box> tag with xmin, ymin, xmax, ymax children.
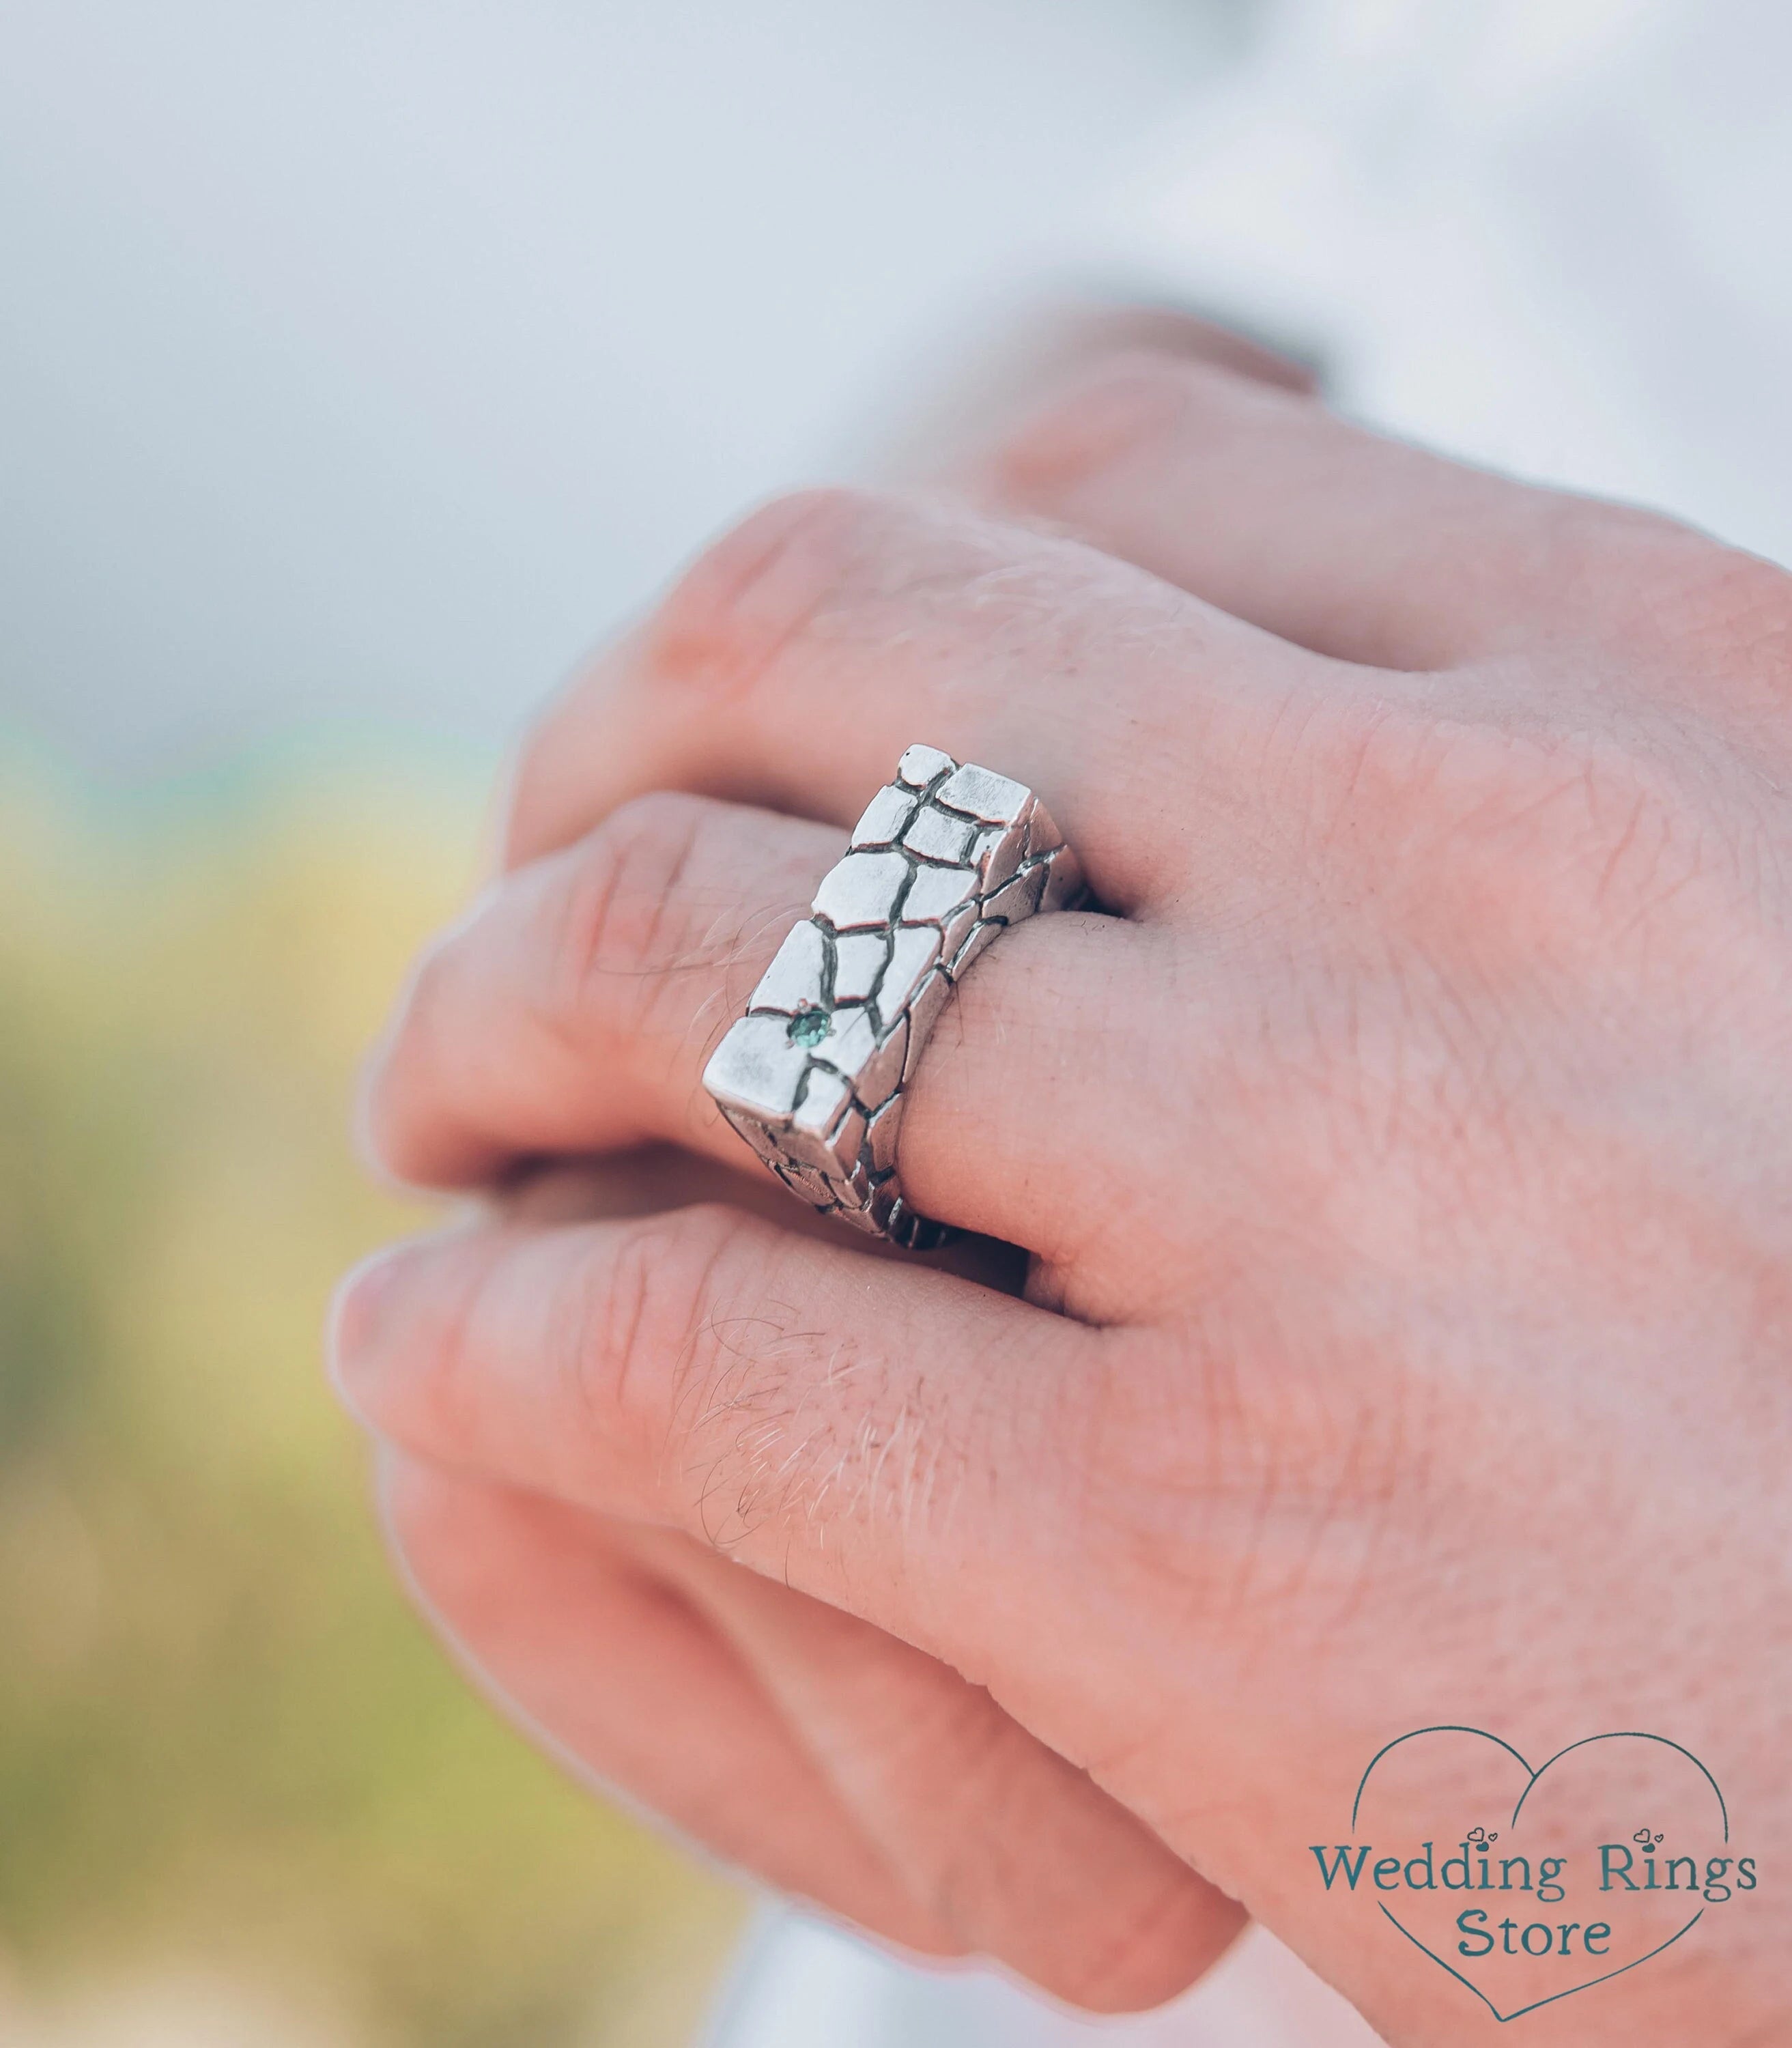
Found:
<box><xmin>787</xmin><ymin>1007</ymin><xmax>831</xmax><ymax>1047</ymax></box>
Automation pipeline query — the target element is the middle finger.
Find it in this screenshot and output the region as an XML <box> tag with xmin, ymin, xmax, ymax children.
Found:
<box><xmin>500</xmin><ymin>487</ymin><xmax>1365</xmax><ymax>894</ymax></box>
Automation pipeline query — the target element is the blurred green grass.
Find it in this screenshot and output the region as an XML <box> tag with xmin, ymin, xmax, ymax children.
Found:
<box><xmin>0</xmin><ymin>752</ymin><xmax>743</xmax><ymax>2045</ymax></box>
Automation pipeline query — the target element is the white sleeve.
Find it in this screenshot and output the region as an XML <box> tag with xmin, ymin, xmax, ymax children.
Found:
<box><xmin>1062</xmin><ymin>0</ymin><xmax>1792</xmax><ymax>566</ymax></box>
<box><xmin>700</xmin><ymin>1910</ymin><xmax>1382</xmax><ymax>2048</ymax></box>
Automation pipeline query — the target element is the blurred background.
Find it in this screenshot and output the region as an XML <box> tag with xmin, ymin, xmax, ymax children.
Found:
<box><xmin>0</xmin><ymin>3</ymin><xmax>1245</xmax><ymax>2043</ymax></box>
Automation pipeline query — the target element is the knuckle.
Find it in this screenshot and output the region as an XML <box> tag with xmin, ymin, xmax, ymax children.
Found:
<box><xmin>989</xmin><ymin>345</ymin><xmax>1302</xmax><ymax>508</ymax></box>
<box><xmin>577</xmin><ymin>1208</ymin><xmax>954</xmax><ymax>1555</ymax></box>
<box><xmin>1481</xmin><ymin>748</ymin><xmax>1709</xmax><ymax>961</ymax></box>
<box><xmin>1077</xmin><ymin>1328</ymin><xmax>1356</xmax><ymax>1625</ymax></box>
<box><xmin>1652</xmin><ymin>541</ymin><xmax>1792</xmax><ymax>659</ymax></box>
<box><xmin>526</xmin><ymin>791</ymin><xmax>723</xmax><ymax>1042</ymax></box>
<box><xmin>1563</xmin><ymin>511</ymin><xmax>1792</xmax><ymax>660</ymax></box>
<box><xmin>1493</xmin><ymin>496</ymin><xmax>1680</xmax><ymax>638</ymax></box>
<box><xmin>642</xmin><ymin>485</ymin><xmax>884</xmax><ymax>706</ymax></box>
<box><xmin>1323</xmin><ymin>700</ymin><xmax>1726</xmax><ymax>965</ymax></box>
<box><xmin>989</xmin><ymin>347</ymin><xmax>1198</xmax><ymax>505</ymax></box>
<box><xmin>563</xmin><ymin>1202</ymin><xmax>758</xmax><ymax>1455</ymax></box>
<box><xmin>1309</xmin><ymin>698</ymin><xmax>1792</xmax><ymax>1079</ymax></box>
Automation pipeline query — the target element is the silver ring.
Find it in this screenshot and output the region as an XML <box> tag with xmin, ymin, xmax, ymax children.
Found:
<box><xmin>702</xmin><ymin>743</ymin><xmax>1085</xmax><ymax>1248</ymax></box>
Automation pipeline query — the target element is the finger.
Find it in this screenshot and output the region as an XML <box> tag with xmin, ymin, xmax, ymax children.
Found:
<box><xmin>364</xmin><ymin>793</ymin><xmax>838</xmax><ymax>1187</ymax></box>
<box><xmin>875</xmin><ymin>296</ymin><xmax>1316</xmax><ymax>489</ymax></box>
<box><xmin>330</xmin><ymin>1206</ymin><xmax>1093</xmax><ymax>1680</ymax></box>
<box><xmin>377</xmin><ymin>1451</ymin><xmax>959</xmax><ymax>1954</ymax></box>
<box><xmin>969</xmin><ymin>348</ymin><xmax>1679</xmax><ymax>672</ymax></box>
<box><xmin>500</xmin><ymin>486</ymin><xmax>1355</xmax><ymax>884</ymax></box>
<box><xmin>365</xmin><ymin>789</ymin><xmax>1151</xmax><ymax>1255</ymax></box>
<box><xmin>629</xmin><ymin>1520</ymin><xmax>1242</xmax><ymax>2011</ymax></box>
<box><xmin>388</xmin><ymin>1453</ymin><xmax>1239</xmax><ymax>2010</ymax></box>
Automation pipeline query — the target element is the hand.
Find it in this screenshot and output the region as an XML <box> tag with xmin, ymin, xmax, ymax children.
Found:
<box><xmin>335</xmin><ymin>347</ymin><xmax>1792</xmax><ymax>2039</ymax></box>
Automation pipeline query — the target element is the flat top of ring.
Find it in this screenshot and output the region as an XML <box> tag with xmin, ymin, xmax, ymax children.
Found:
<box><xmin>898</xmin><ymin>744</ymin><xmax>1031</xmax><ymax>825</ymax></box>
<box><xmin>703</xmin><ymin>742</ymin><xmax>1077</xmax><ymax>1120</ymax></box>
<box><xmin>701</xmin><ymin>743</ymin><xmax>1083</xmax><ymax>1245</ymax></box>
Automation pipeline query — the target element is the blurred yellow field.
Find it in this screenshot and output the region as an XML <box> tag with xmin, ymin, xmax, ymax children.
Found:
<box><xmin>0</xmin><ymin>754</ymin><xmax>741</xmax><ymax>2047</ymax></box>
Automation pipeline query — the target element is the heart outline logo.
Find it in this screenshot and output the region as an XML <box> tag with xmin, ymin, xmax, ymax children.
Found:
<box><xmin>1352</xmin><ymin>1726</ymin><xmax>1729</xmax><ymax>2023</ymax></box>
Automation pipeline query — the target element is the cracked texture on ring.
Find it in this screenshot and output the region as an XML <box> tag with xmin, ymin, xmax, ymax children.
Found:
<box><xmin>702</xmin><ymin>744</ymin><xmax>1085</xmax><ymax>1249</ymax></box>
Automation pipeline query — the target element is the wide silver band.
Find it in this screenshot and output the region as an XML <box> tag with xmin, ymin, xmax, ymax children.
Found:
<box><xmin>702</xmin><ymin>743</ymin><xmax>1084</xmax><ymax>1248</ymax></box>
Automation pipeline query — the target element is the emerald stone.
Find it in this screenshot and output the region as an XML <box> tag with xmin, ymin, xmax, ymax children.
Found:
<box><xmin>787</xmin><ymin>1007</ymin><xmax>831</xmax><ymax>1047</ymax></box>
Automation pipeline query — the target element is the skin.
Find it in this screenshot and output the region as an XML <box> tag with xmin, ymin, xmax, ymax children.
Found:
<box><xmin>332</xmin><ymin>346</ymin><xmax>1792</xmax><ymax>2040</ymax></box>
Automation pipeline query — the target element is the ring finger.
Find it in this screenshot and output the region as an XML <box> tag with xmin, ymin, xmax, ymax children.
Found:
<box><xmin>364</xmin><ymin>787</ymin><xmax>1152</xmax><ymax>1260</ymax></box>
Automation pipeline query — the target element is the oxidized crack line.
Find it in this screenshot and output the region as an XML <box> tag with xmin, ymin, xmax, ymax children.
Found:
<box><xmin>702</xmin><ymin>744</ymin><xmax>1085</xmax><ymax>1248</ymax></box>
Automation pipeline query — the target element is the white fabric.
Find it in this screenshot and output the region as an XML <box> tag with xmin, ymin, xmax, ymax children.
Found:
<box><xmin>701</xmin><ymin>1915</ymin><xmax>1384</xmax><ymax>2048</ymax></box>
<box><xmin>707</xmin><ymin>0</ymin><xmax>1789</xmax><ymax>2039</ymax></box>
<box><xmin>1089</xmin><ymin>0</ymin><xmax>1792</xmax><ymax>567</ymax></box>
